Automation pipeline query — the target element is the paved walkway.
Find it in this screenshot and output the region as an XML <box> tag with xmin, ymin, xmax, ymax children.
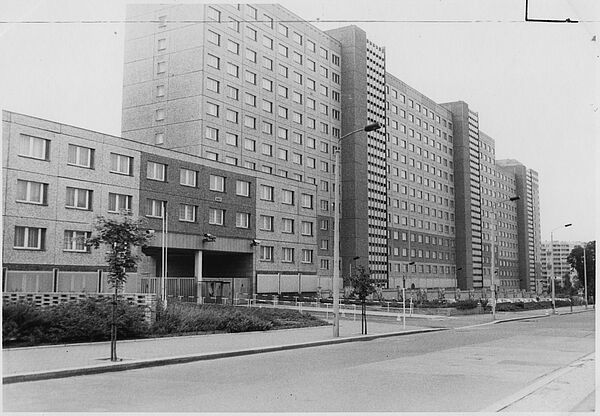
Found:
<box><xmin>2</xmin><ymin>304</ymin><xmax>592</xmax><ymax>383</ymax></box>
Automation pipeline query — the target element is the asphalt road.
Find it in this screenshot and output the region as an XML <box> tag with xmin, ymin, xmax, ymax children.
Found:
<box><xmin>4</xmin><ymin>312</ymin><xmax>594</xmax><ymax>412</ymax></box>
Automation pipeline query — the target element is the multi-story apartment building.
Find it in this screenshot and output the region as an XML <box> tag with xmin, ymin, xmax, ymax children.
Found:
<box><xmin>441</xmin><ymin>101</ymin><xmax>484</xmax><ymax>290</ymax></box>
<box><xmin>2</xmin><ymin>110</ymin><xmax>331</xmax><ymax>297</ymax></box>
<box><xmin>384</xmin><ymin>74</ymin><xmax>456</xmax><ymax>290</ymax></box>
<box><xmin>496</xmin><ymin>159</ymin><xmax>542</xmax><ymax>292</ymax></box>
<box><xmin>3</xmin><ymin>3</ymin><xmax>543</xmax><ymax>297</ymax></box>
<box><xmin>540</xmin><ymin>240</ymin><xmax>582</xmax><ymax>290</ymax></box>
<box><xmin>479</xmin><ymin>133</ymin><xmax>520</xmax><ymax>293</ymax></box>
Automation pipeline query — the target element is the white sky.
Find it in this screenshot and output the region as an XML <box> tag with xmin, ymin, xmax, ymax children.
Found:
<box><xmin>1</xmin><ymin>0</ymin><xmax>597</xmax><ymax>242</ymax></box>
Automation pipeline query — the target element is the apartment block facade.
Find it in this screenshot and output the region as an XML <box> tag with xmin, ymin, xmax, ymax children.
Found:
<box><xmin>3</xmin><ymin>3</ymin><xmax>543</xmax><ymax>296</ymax></box>
<box><xmin>3</xmin><ymin>110</ymin><xmax>332</xmax><ymax>297</ymax></box>
<box><xmin>540</xmin><ymin>240</ymin><xmax>582</xmax><ymax>290</ymax></box>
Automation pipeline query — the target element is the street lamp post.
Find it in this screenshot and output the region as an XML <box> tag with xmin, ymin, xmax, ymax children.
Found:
<box><xmin>333</xmin><ymin>122</ymin><xmax>381</xmax><ymax>337</ymax></box>
<box><xmin>583</xmin><ymin>243</ymin><xmax>588</xmax><ymax>308</ymax></box>
<box><xmin>550</xmin><ymin>223</ymin><xmax>572</xmax><ymax>313</ymax></box>
<box><xmin>490</xmin><ymin>196</ymin><xmax>519</xmax><ymax>320</ymax></box>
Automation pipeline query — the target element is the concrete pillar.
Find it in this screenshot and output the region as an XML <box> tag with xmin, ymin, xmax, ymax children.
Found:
<box><xmin>195</xmin><ymin>250</ymin><xmax>203</xmax><ymax>303</ymax></box>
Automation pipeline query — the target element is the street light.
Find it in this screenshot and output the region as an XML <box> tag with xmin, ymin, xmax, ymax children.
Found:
<box><xmin>550</xmin><ymin>223</ymin><xmax>572</xmax><ymax>313</ymax></box>
<box><xmin>583</xmin><ymin>243</ymin><xmax>588</xmax><ymax>309</ymax></box>
<box><xmin>333</xmin><ymin>122</ymin><xmax>382</xmax><ymax>337</ymax></box>
<box><xmin>490</xmin><ymin>196</ymin><xmax>519</xmax><ymax>320</ymax></box>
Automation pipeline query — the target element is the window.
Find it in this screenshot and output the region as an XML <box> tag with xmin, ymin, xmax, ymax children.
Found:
<box><xmin>292</xmin><ymin>152</ymin><xmax>302</xmax><ymax>165</ymax></box>
<box><xmin>320</xmin><ymin>219</ymin><xmax>329</xmax><ymax>230</ymax></box>
<box><xmin>278</xmin><ymin>148</ymin><xmax>288</xmax><ymax>160</ymax></box>
<box><xmin>146</xmin><ymin>199</ymin><xmax>165</xmax><ymax>218</ymax></box>
<box><xmin>208</xmin><ymin>208</ymin><xmax>224</xmax><ymax>225</ymax></box>
<box><xmin>263</xmin><ymin>56</ymin><xmax>273</xmax><ymax>70</ymax></box>
<box><xmin>66</xmin><ymin>187</ymin><xmax>92</xmax><ymax>210</ymax></box>
<box><xmin>244</xmin><ymin>71</ymin><xmax>256</xmax><ymax>85</ymax></box>
<box><xmin>227</xmin><ymin>39</ymin><xmax>239</xmax><ymax>54</ymax></box>
<box><xmin>228</xmin><ymin>86</ymin><xmax>239</xmax><ymax>101</ymax></box>
<box><xmin>179</xmin><ymin>204</ymin><xmax>196</xmax><ymax>222</ymax></box>
<box><xmin>244</xmin><ymin>115</ymin><xmax>256</xmax><ymax>129</ymax></box>
<box><xmin>320</xmin><ymin>259</ymin><xmax>329</xmax><ymax>270</ymax></box>
<box><xmin>244</xmin><ymin>138</ymin><xmax>255</xmax><ymax>151</ymax></box>
<box><xmin>226</xmin><ymin>110</ymin><xmax>238</xmax><ymax>123</ymax></box>
<box><xmin>156</xmin><ymin>84</ymin><xmax>166</xmax><ymax>98</ymax></box>
<box><xmin>278</xmin><ymin>85</ymin><xmax>288</xmax><ymax>98</ymax></box>
<box><xmin>236</xmin><ymin>212</ymin><xmax>250</xmax><ymax>228</ymax></box>
<box><xmin>207</xmin><ymin>6</ymin><xmax>220</xmax><ymax>21</ymax></box>
<box><xmin>226</xmin><ymin>62</ymin><xmax>239</xmax><ymax>77</ymax></box>
<box><xmin>320</xmin><ymin>239</ymin><xmax>329</xmax><ymax>250</ymax></box>
<box><xmin>158</xmin><ymin>15</ymin><xmax>167</xmax><ymax>28</ymax></box>
<box><xmin>205</xmin><ymin>126</ymin><xmax>219</xmax><ymax>141</ymax></box>
<box><xmin>263</xmin><ymin>36</ymin><xmax>273</xmax><ymax>49</ymax></box>
<box><xmin>207</xmin><ymin>30</ymin><xmax>220</xmax><ymax>45</ymax></box>
<box><xmin>262</xmin><ymin>143</ymin><xmax>273</xmax><ymax>156</ymax></box>
<box><xmin>301</xmin><ymin>221</ymin><xmax>313</xmax><ymax>236</ymax></box>
<box><xmin>262</xmin><ymin>78</ymin><xmax>273</xmax><ymax>91</ymax></box>
<box><xmin>245</xmin><ymin>93</ymin><xmax>257</xmax><ymax>107</ymax></box>
<box><xmin>260</xmin><ymin>246</ymin><xmax>273</xmax><ymax>261</ymax></box>
<box><xmin>108</xmin><ymin>193</ymin><xmax>132</xmax><ymax>213</ymax></box>
<box><xmin>236</xmin><ymin>180</ymin><xmax>250</xmax><ymax>196</ymax></box>
<box><xmin>260</xmin><ymin>215</ymin><xmax>273</xmax><ymax>231</ymax></box>
<box><xmin>207</xmin><ymin>54</ymin><xmax>220</xmax><ymax>69</ymax></box>
<box><xmin>157</xmin><ymin>38</ymin><xmax>166</xmax><ymax>51</ymax></box>
<box><xmin>110</xmin><ymin>153</ymin><xmax>133</xmax><ymax>175</ymax></box>
<box><xmin>302</xmin><ymin>249</ymin><xmax>313</xmax><ymax>264</ymax></box>
<box><xmin>180</xmin><ymin>168</ymin><xmax>197</xmax><ymax>187</ymax></box>
<box><xmin>246</xmin><ymin>48</ymin><xmax>257</xmax><ymax>62</ymax></box>
<box><xmin>278</xmin><ymin>44</ymin><xmax>288</xmax><ymax>57</ymax></box>
<box><xmin>262</xmin><ymin>122</ymin><xmax>273</xmax><ymax>135</ymax></box>
<box><xmin>282</xmin><ymin>189</ymin><xmax>294</xmax><ymax>205</ymax></box>
<box><xmin>19</xmin><ymin>134</ymin><xmax>49</xmax><ymax>160</ymax></box>
<box><xmin>307</xmin><ymin>78</ymin><xmax>316</xmax><ymax>90</ymax></box>
<box><xmin>147</xmin><ymin>161</ymin><xmax>167</xmax><ymax>181</ymax></box>
<box><xmin>206</xmin><ymin>77</ymin><xmax>219</xmax><ymax>93</ymax></box>
<box><xmin>260</xmin><ymin>185</ymin><xmax>274</xmax><ymax>201</ymax></box>
<box><xmin>63</xmin><ymin>230</ymin><xmax>90</xmax><ymax>252</ymax></box>
<box><xmin>246</xmin><ymin>26</ymin><xmax>257</xmax><ymax>40</ymax></box>
<box><xmin>209</xmin><ymin>175</ymin><xmax>225</xmax><ymax>192</ymax></box>
<box><xmin>282</xmin><ymin>247</ymin><xmax>294</xmax><ymax>263</ymax></box>
<box><xmin>301</xmin><ymin>193</ymin><xmax>313</xmax><ymax>209</ymax></box>
<box><xmin>155</xmin><ymin>109</ymin><xmax>165</xmax><ymax>121</ymax></box>
<box><xmin>292</xmin><ymin>91</ymin><xmax>303</xmax><ymax>104</ymax></box>
<box><xmin>228</xmin><ymin>18</ymin><xmax>240</xmax><ymax>32</ymax></box>
<box><xmin>16</xmin><ymin>180</ymin><xmax>47</xmax><ymax>205</ymax></box>
<box><xmin>278</xmin><ymin>106</ymin><xmax>288</xmax><ymax>119</ymax></box>
<box><xmin>320</xmin><ymin>199</ymin><xmax>329</xmax><ymax>211</ymax></box>
<box><xmin>282</xmin><ymin>218</ymin><xmax>294</xmax><ymax>233</ymax></box>
<box><xmin>14</xmin><ymin>226</ymin><xmax>45</xmax><ymax>250</ymax></box>
<box><xmin>67</xmin><ymin>144</ymin><xmax>94</xmax><ymax>168</ymax></box>
<box><xmin>157</xmin><ymin>62</ymin><xmax>166</xmax><ymax>74</ymax></box>
<box><xmin>225</xmin><ymin>132</ymin><xmax>238</xmax><ymax>146</ymax></box>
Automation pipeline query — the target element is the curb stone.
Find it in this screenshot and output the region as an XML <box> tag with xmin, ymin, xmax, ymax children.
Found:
<box><xmin>3</xmin><ymin>327</ymin><xmax>447</xmax><ymax>384</ymax></box>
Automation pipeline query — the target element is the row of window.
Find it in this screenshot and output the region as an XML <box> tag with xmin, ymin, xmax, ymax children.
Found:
<box><xmin>259</xmin><ymin>245</ymin><xmax>318</xmax><ymax>268</ymax></box>
<box><xmin>203</xmin><ymin>5</ymin><xmax>340</xmax><ymax>67</ymax></box>
<box><xmin>386</xmin><ymin>87</ymin><xmax>452</xmax><ymax>129</ymax></box>
<box><xmin>13</xmin><ymin>226</ymin><xmax>89</xmax><ymax>252</ymax></box>
<box><xmin>389</xmin><ymin>262</ymin><xmax>454</xmax><ymax>275</ymax></box>
<box><xmin>389</xmin><ymin>246</ymin><xmax>453</xmax><ymax>261</ymax></box>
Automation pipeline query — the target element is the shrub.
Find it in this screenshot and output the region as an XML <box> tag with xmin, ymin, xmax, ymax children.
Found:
<box><xmin>2</xmin><ymin>298</ymin><xmax>148</xmax><ymax>346</ymax></box>
<box><xmin>454</xmin><ymin>299</ymin><xmax>480</xmax><ymax>310</ymax></box>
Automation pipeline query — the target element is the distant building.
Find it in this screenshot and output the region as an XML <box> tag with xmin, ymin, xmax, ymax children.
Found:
<box><xmin>540</xmin><ymin>240</ymin><xmax>583</xmax><ymax>290</ymax></box>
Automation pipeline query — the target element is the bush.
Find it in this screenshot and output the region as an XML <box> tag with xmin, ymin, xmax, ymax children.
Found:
<box><xmin>2</xmin><ymin>299</ymin><xmax>148</xmax><ymax>347</ymax></box>
<box><xmin>454</xmin><ymin>299</ymin><xmax>480</xmax><ymax>310</ymax></box>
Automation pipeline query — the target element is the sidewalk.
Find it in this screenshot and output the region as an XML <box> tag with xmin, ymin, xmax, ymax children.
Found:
<box><xmin>2</xmin><ymin>319</ymin><xmax>441</xmax><ymax>383</ymax></box>
<box><xmin>2</xmin><ymin>304</ymin><xmax>593</xmax><ymax>384</ymax></box>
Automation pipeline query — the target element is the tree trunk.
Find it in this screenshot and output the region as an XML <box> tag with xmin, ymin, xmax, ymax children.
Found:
<box><xmin>111</xmin><ymin>285</ymin><xmax>118</xmax><ymax>361</ymax></box>
<box><xmin>364</xmin><ymin>302</ymin><xmax>368</xmax><ymax>335</ymax></box>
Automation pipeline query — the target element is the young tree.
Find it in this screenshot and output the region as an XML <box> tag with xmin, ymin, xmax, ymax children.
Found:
<box><xmin>87</xmin><ymin>213</ymin><xmax>151</xmax><ymax>361</ymax></box>
<box><xmin>348</xmin><ymin>265</ymin><xmax>376</xmax><ymax>335</ymax></box>
<box><xmin>567</xmin><ymin>241</ymin><xmax>596</xmax><ymax>304</ymax></box>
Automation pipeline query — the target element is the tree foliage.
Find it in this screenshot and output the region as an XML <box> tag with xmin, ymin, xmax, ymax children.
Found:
<box><xmin>348</xmin><ymin>265</ymin><xmax>376</xmax><ymax>334</ymax></box>
<box><xmin>86</xmin><ymin>213</ymin><xmax>151</xmax><ymax>289</ymax></box>
<box><xmin>567</xmin><ymin>241</ymin><xmax>595</xmax><ymax>301</ymax></box>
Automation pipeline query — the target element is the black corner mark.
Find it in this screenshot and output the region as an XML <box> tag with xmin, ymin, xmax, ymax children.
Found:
<box><xmin>525</xmin><ymin>0</ymin><xmax>579</xmax><ymax>23</ymax></box>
